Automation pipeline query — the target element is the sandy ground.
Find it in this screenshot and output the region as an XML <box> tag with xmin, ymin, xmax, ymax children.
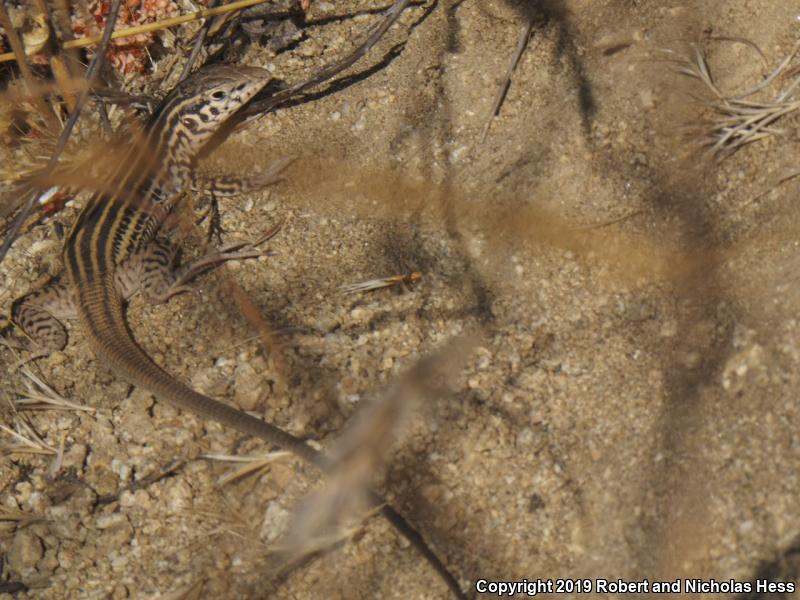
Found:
<box><xmin>3</xmin><ymin>0</ymin><xmax>800</xmax><ymax>598</ymax></box>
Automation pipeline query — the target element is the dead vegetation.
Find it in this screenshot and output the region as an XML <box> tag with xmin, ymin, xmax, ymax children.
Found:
<box><xmin>669</xmin><ymin>39</ymin><xmax>800</xmax><ymax>157</ymax></box>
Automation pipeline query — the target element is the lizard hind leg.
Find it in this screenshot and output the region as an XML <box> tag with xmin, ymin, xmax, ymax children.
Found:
<box><xmin>121</xmin><ymin>226</ymin><xmax>280</xmax><ymax>305</ymax></box>
<box><xmin>10</xmin><ymin>275</ymin><xmax>75</xmax><ymax>359</ymax></box>
<box><xmin>115</xmin><ymin>237</ymin><xmax>180</xmax><ymax>304</ymax></box>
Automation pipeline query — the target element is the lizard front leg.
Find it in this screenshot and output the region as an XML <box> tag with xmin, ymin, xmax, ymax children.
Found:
<box><xmin>193</xmin><ymin>156</ymin><xmax>295</xmax><ymax>243</ymax></box>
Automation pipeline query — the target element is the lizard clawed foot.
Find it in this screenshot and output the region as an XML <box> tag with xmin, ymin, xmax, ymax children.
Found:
<box><xmin>194</xmin><ymin>156</ymin><xmax>294</xmax><ymax>244</ymax></box>
<box><xmin>196</xmin><ymin>198</ymin><xmax>225</xmax><ymax>246</ymax></box>
<box><xmin>216</xmin><ymin>220</ymin><xmax>282</xmax><ymax>253</ymax></box>
<box><xmin>155</xmin><ymin>222</ymin><xmax>283</xmax><ymax>301</ymax></box>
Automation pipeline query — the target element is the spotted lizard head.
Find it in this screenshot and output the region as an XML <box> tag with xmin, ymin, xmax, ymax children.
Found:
<box><xmin>148</xmin><ymin>64</ymin><xmax>271</xmax><ymax>164</ymax></box>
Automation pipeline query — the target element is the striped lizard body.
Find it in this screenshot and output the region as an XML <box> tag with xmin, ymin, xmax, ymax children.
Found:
<box><xmin>57</xmin><ymin>64</ymin><xmax>318</xmax><ymax>462</ymax></box>
<box><xmin>9</xmin><ymin>64</ymin><xmax>464</xmax><ymax>597</ymax></box>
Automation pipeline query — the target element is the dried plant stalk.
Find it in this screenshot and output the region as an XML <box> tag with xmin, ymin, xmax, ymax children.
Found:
<box><xmin>273</xmin><ymin>335</ymin><xmax>476</xmax><ymax>567</ymax></box>
<box><xmin>15</xmin><ymin>364</ymin><xmax>94</xmax><ymax>412</ymax></box>
<box><xmin>668</xmin><ymin>41</ymin><xmax>800</xmax><ymax>157</ymax></box>
<box><xmin>0</xmin><ymin>0</ymin><xmax>272</xmax><ymax>64</ymax></box>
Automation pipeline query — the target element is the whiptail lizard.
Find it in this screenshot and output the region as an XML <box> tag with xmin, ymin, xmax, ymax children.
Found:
<box><xmin>9</xmin><ymin>64</ymin><xmax>463</xmax><ymax>598</ymax></box>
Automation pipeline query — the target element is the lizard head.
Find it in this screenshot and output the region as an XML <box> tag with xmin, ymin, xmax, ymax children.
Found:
<box><xmin>150</xmin><ymin>64</ymin><xmax>271</xmax><ymax>161</ymax></box>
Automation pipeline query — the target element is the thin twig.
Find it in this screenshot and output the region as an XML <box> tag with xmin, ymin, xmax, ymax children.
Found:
<box><xmin>49</xmin><ymin>0</ymin><xmax>123</xmax><ymax>169</ymax></box>
<box><xmin>0</xmin><ymin>0</ymin><xmax>273</xmax><ymax>64</ymax></box>
<box><xmin>583</xmin><ymin>209</ymin><xmax>645</xmax><ymax>230</ymax></box>
<box><xmin>0</xmin><ymin>505</ymin><xmax>44</xmax><ymax>533</ymax></box>
<box><xmin>178</xmin><ymin>0</ymin><xmax>220</xmax><ymax>82</ymax></box>
<box><xmin>340</xmin><ymin>271</ymin><xmax>421</xmax><ymax>294</ymax></box>
<box><xmin>202</xmin><ymin>451</ymin><xmax>292</xmax><ymax>486</ymax></box>
<box><xmin>0</xmin><ymin>0</ymin><xmax>122</xmax><ymax>265</ymax></box>
<box><xmin>239</xmin><ymin>0</ymin><xmax>414</xmax><ymax>121</ymax></box>
<box><xmin>703</xmin><ymin>36</ymin><xmax>767</xmax><ymax>68</ymax></box>
<box><xmin>743</xmin><ymin>169</ymin><xmax>800</xmax><ymax>207</ymax></box>
<box><xmin>481</xmin><ymin>13</ymin><xmax>534</xmax><ymax>143</ymax></box>
<box><xmin>30</xmin><ymin>0</ymin><xmax>78</xmax><ymax>111</ymax></box>
<box><xmin>0</xmin><ymin>422</ymin><xmax>56</xmax><ymax>455</ymax></box>
<box><xmin>51</xmin><ymin>0</ymin><xmax>86</xmax><ymax>76</ymax></box>
<box><xmin>737</xmin><ymin>40</ymin><xmax>800</xmax><ymax>100</ymax></box>
<box><xmin>16</xmin><ymin>364</ymin><xmax>95</xmax><ymax>412</ymax></box>
<box><xmin>0</xmin><ymin>5</ymin><xmax>54</xmax><ymax>120</ymax></box>
<box><xmin>669</xmin><ymin>41</ymin><xmax>800</xmax><ymax>158</ymax></box>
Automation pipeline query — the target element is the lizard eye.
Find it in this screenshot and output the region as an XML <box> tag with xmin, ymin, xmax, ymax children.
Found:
<box><xmin>210</xmin><ymin>90</ymin><xmax>226</xmax><ymax>100</ymax></box>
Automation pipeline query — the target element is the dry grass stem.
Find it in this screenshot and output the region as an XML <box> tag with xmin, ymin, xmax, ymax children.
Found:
<box><xmin>0</xmin><ymin>505</ymin><xmax>44</xmax><ymax>534</ymax></box>
<box><xmin>0</xmin><ymin>0</ymin><xmax>273</xmax><ymax>65</ymax></box>
<box><xmin>670</xmin><ymin>41</ymin><xmax>800</xmax><ymax>156</ymax></box>
<box><xmin>0</xmin><ymin>5</ymin><xmax>56</xmax><ymax>123</ymax></box>
<box><xmin>15</xmin><ymin>364</ymin><xmax>94</xmax><ymax>412</ymax></box>
<box><xmin>0</xmin><ymin>420</ymin><xmax>56</xmax><ymax>455</ymax></box>
<box><xmin>274</xmin><ymin>335</ymin><xmax>475</xmax><ymax>566</ymax></box>
<box><xmin>744</xmin><ymin>169</ymin><xmax>800</xmax><ymax>207</ymax></box>
<box><xmin>340</xmin><ymin>271</ymin><xmax>422</xmax><ymax>294</ymax></box>
<box><xmin>481</xmin><ymin>13</ymin><xmax>535</xmax><ymax>142</ymax></box>
<box><xmin>189</xmin><ymin>504</ymin><xmax>268</xmax><ymax>549</ymax></box>
<box><xmin>0</xmin><ymin>0</ymin><xmax>122</xmax><ymax>264</ymax></box>
<box><xmin>202</xmin><ymin>451</ymin><xmax>292</xmax><ymax>486</ymax></box>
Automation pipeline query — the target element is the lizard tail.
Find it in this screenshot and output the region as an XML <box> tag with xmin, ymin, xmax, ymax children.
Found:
<box><xmin>75</xmin><ymin>277</ymin><xmax>320</xmax><ymax>465</ymax></box>
<box><xmin>75</xmin><ymin>277</ymin><xmax>466</xmax><ymax>600</ymax></box>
